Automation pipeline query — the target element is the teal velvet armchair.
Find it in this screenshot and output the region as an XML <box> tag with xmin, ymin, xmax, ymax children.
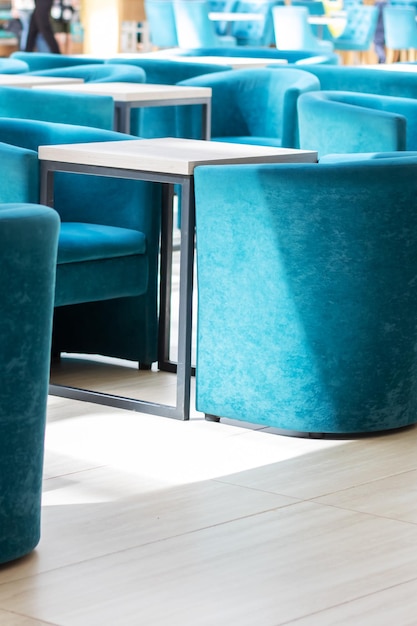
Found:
<box><xmin>0</xmin><ymin>202</ymin><xmax>59</xmax><ymax>563</ymax></box>
<box><xmin>0</xmin><ymin>119</ymin><xmax>162</xmax><ymax>369</ymax></box>
<box><xmin>297</xmin><ymin>91</ymin><xmax>417</xmax><ymax>158</ymax></box>
<box><xmin>0</xmin><ymin>86</ymin><xmax>114</xmax><ymax>130</ymax></box>
<box><xmin>26</xmin><ymin>63</ymin><xmax>147</xmax><ymax>84</ymax></box>
<box><xmin>177</xmin><ymin>67</ymin><xmax>320</xmax><ymax>147</ymax></box>
<box><xmin>11</xmin><ymin>51</ymin><xmax>105</xmax><ymax>71</ymax></box>
<box><xmin>193</xmin><ymin>158</ymin><xmax>417</xmax><ymax>435</ymax></box>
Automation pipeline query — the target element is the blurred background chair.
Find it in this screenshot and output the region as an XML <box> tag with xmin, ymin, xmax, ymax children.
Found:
<box><xmin>0</xmin><ymin>202</ymin><xmax>59</xmax><ymax>564</ymax></box>
<box><xmin>230</xmin><ymin>0</ymin><xmax>283</xmax><ymax>47</ymax></box>
<box><xmin>297</xmin><ymin>90</ymin><xmax>417</xmax><ymax>158</ymax></box>
<box><xmin>0</xmin><ymin>118</ymin><xmax>162</xmax><ymax>369</ymax></box>
<box><xmin>324</xmin><ymin>4</ymin><xmax>379</xmax><ymax>63</ymax></box>
<box><xmin>209</xmin><ymin>0</ymin><xmax>237</xmax><ymax>36</ymax></box>
<box><xmin>10</xmin><ymin>51</ymin><xmax>106</xmax><ymax>71</ymax></box>
<box><xmin>193</xmin><ymin>158</ymin><xmax>417</xmax><ymax>434</ymax></box>
<box><xmin>382</xmin><ymin>5</ymin><xmax>417</xmax><ymax>62</ymax></box>
<box><xmin>26</xmin><ymin>63</ymin><xmax>147</xmax><ymax>84</ymax></box>
<box><xmin>0</xmin><ymin>86</ymin><xmax>114</xmax><ymax>129</ymax></box>
<box><xmin>272</xmin><ymin>6</ymin><xmax>335</xmax><ymax>53</ymax></box>
<box><xmin>173</xmin><ymin>0</ymin><xmax>237</xmax><ymax>46</ymax></box>
<box><xmin>177</xmin><ymin>67</ymin><xmax>320</xmax><ymax>147</ymax></box>
<box><xmin>144</xmin><ymin>0</ymin><xmax>179</xmax><ymax>48</ymax></box>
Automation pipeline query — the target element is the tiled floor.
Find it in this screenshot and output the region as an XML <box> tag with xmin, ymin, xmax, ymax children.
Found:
<box><xmin>1</xmin><ymin>385</ymin><xmax>417</xmax><ymax>625</ymax></box>
<box><xmin>3</xmin><ymin>247</ymin><xmax>417</xmax><ymax>625</ymax></box>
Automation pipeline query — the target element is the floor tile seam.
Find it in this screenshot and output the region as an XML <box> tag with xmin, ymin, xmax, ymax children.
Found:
<box><xmin>303</xmin><ymin>499</ymin><xmax>417</xmax><ymax>527</ymax></box>
<box><xmin>309</xmin><ymin>467</ymin><xmax>417</xmax><ymax>501</ymax></box>
<box><xmin>277</xmin><ymin>573</ymin><xmax>417</xmax><ymax>625</ymax></box>
<box><xmin>0</xmin><ymin>606</ymin><xmax>60</xmax><ymax>625</ymax></box>
<box><xmin>43</xmin><ymin>464</ymin><xmax>108</xmax><ymax>482</ymax></box>
<box><xmin>211</xmin><ymin>477</ymin><xmax>304</xmax><ymax>501</ymax></box>
<box><xmin>0</xmin><ymin>502</ymin><xmax>306</xmax><ymax>585</ymax></box>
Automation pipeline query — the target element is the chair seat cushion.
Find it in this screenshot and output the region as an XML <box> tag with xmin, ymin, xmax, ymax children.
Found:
<box><xmin>212</xmin><ymin>136</ymin><xmax>283</xmax><ymax>147</ymax></box>
<box><xmin>57</xmin><ymin>222</ymin><xmax>146</xmax><ymax>264</ymax></box>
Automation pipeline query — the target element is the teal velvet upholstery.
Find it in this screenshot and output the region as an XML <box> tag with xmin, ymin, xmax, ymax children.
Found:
<box><xmin>173</xmin><ymin>0</ymin><xmax>237</xmax><ymax>46</ymax></box>
<box><xmin>0</xmin><ymin>141</ymin><xmax>38</xmax><ymax>203</ymax></box>
<box><xmin>0</xmin><ymin>203</ymin><xmax>59</xmax><ymax>563</ymax></box>
<box><xmin>166</xmin><ymin>46</ymin><xmax>340</xmax><ymax>63</ymax></box>
<box><xmin>144</xmin><ymin>0</ymin><xmax>179</xmax><ymax>47</ymax></box>
<box><xmin>106</xmin><ymin>57</ymin><xmax>232</xmax><ymax>138</ymax></box>
<box><xmin>298</xmin><ymin>91</ymin><xmax>417</xmax><ymax>158</ymax></box>
<box><xmin>26</xmin><ymin>63</ymin><xmax>147</xmax><ymax>84</ymax></box>
<box><xmin>269</xmin><ymin>64</ymin><xmax>417</xmax><ymax>98</ymax></box>
<box><xmin>231</xmin><ymin>0</ymin><xmax>282</xmax><ymax>46</ymax></box>
<box><xmin>10</xmin><ymin>51</ymin><xmax>105</xmax><ymax>71</ymax></box>
<box><xmin>0</xmin><ymin>119</ymin><xmax>162</xmax><ymax>367</ymax></box>
<box><xmin>0</xmin><ymin>86</ymin><xmax>114</xmax><ymax>130</ymax></box>
<box><xmin>319</xmin><ymin>150</ymin><xmax>417</xmax><ymax>163</ymax></box>
<box><xmin>193</xmin><ymin>159</ymin><xmax>417</xmax><ymax>434</ymax></box>
<box><xmin>323</xmin><ymin>4</ymin><xmax>378</xmax><ymax>52</ymax></box>
<box><xmin>0</xmin><ymin>57</ymin><xmax>29</xmax><ymax>73</ymax></box>
<box><xmin>383</xmin><ymin>5</ymin><xmax>417</xmax><ymax>52</ymax></box>
<box><xmin>177</xmin><ymin>67</ymin><xmax>320</xmax><ymax>147</ymax></box>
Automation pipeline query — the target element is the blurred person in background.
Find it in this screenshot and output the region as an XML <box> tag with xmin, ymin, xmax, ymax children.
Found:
<box><xmin>25</xmin><ymin>0</ymin><xmax>60</xmax><ymax>52</ymax></box>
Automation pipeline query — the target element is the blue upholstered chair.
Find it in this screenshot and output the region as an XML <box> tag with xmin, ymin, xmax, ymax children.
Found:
<box><xmin>173</xmin><ymin>0</ymin><xmax>237</xmax><ymax>46</ymax></box>
<box><xmin>26</xmin><ymin>63</ymin><xmax>147</xmax><ymax>84</ymax></box>
<box><xmin>0</xmin><ymin>119</ymin><xmax>162</xmax><ymax>369</ymax></box>
<box><xmin>165</xmin><ymin>45</ymin><xmax>340</xmax><ymax>63</ymax></box>
<box><xmin>0</xmin><ymin>86</ymin><xmax>114</xmax><ymax>130</ymax></box>
<box><xmin>10</xmin><ymin>51</ymin><xmax>105</xmax><ymax>71</ymax></box>
<box><xmin>177</xmin><ymin>67</ymin><xmax>320</xmax><ymax>147</ymax></box>
<box><xmin>0</xmin><ymin>57</ymin><xmax>29</xmax><ymax>73</ymax></box>
<box><xmin>231</xmin><ymin>0</ymin><xmax>283</xmax><ymax>47</ymax></box>
<box><xmin>144</xmin><ymin>0</ymin><xmax>179</xmax><ymax>47</ymax></box>
<box><xmin>324</xmin><ymin>4</ymin><xmax>379</xmax><ymax>63</ymax></box>
<box><xmin>297</xmin><ymin>90</ymin><xmax>417</xmax><ymax>157</ymax></box>
<box><xmin>209</xmin><ymin>0</ymin><xmax>237</xmax><ymax>36</ymax></box>
<box><xmin>0</xmin><ymin>202</ymin><xmax>59</xmax><ymax>563</ymax></box>
<box><xmin>272</xmin><ymin>6</ymin><xmax>335</xmax><ymax>53</ymax></box>
<box><xmin>106</xmin><ymin>57</ymin><xmax>232</xmax><ymax>138</ymax></box>
<box><xmin>272</xmin><ymin>64</ymin><xmax>417</xmax><ymax>98</ymax></box>
<box><xmin>193</xmin><ymin>158</ymin><xmax>417</xmax><ymax>434</ymax></box>
<box><xmin>382</xmin><ymin>5</ymin><xmax>417</xmax><ymax>62</ymax></box>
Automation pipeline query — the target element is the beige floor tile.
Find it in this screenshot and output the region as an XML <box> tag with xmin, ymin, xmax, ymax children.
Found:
<box><xmin>0</xmin><ymin>610</ymin><xmax>57</xmax><ymax>626</ymax></box>
<box><xmin>287</xmin><ymin>577</ymin><xmax>417</xmax><ymax>625</ymax></box>
<box><xmin>0</xmin><ymin>466</ymin><xmax>295</xmax><ymax>585</ymax></box>
<box><xmin>215</xmin><ymin>426</ymin><xmax>417</xmax><ymax>499</ymax></box>
<box><xmin>0</xmin><ymin>502</ymin><xmax>416</xmax><ymax>626</ymax></box>
<box><xmin>315</xmin><ymin>468</ymin><xmax>417</xmax><ymax>523</ymax></box>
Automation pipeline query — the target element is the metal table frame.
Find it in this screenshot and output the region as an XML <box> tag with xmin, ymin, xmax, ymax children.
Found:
<box><xmin>114</xmin><ymin>94</ymin><xmax>211</xmax><ymax>137</ymax></box>
<box><xmin>40</xmin><ymin>160</ymin><xmax>196</xmax><ymax>421</ymax></box>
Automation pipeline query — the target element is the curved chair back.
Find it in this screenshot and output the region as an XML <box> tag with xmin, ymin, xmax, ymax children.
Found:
<box><xmin>27</xmin><ymin>63</ymin><xmax>147</xmax><ymax>83</ymax></box>
<box><xmin>272</xmin><ymin>6</ymin><xmax>334</xmax><ymax>53</ymax></box>
<box><xmin>0</xmin><ymin>118</ymin><xmax>162</xmax><ymax>367</ymax></box>
<box><xmin>144</xmin><ymin>0</ymin><xmax>179</xmax><ymax>47</ymax></box>
<box><xmin>0</xmin><ymin>202</ymin><xmax>59</xmax><ymax>564</ymax></box>
<box><xmin>0</xmin><ymin>86</ymin><xmax>114</xmax><ymax>129</ymax></box>
<box><xmin>178</xmin><ymin>67</ymin><xmax>320</xmax><ymax>147</ymax></box>
<box><xmin>383</xmin><ymin>6</ymin><xmax>417</xmax><ymax>62</ymax></box>
<box><xmin>173</xmin><ymin>0</ymin><xmax>237</xmax><ymax>46</ymax></box>
<box><xmin>169</xmin><ymin>45</ymin><xmax>340</xmax><ymax>63</ymax></box>
<box><xmin>11</xmin><ymin>51</ymin><xmax>106</xmax><ymax>71</ymax></box>
<box><xmin>193</xmin><ymin>157</ymin><xmax>417</xmax><ymax>434</ymax></box>
<box><xmin>298</xmin><ymin>90</ymin><xmax>417</xmax><ymax>157</ymax></box>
